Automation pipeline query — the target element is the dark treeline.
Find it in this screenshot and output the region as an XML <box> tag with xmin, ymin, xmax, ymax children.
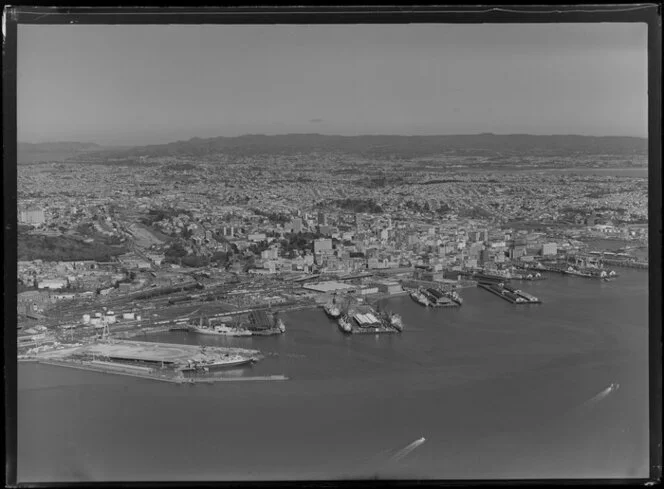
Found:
<box><xmin>18</xmin><ymin>233</ymin><xmax>127</xmax><ymax>262</ymax></box>
<box><xmin>333</xmin><ymin>198</ymin><xmax>383</xmax><ymax>214</ymax></box>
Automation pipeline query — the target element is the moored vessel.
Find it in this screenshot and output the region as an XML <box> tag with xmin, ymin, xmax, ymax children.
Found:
<box><xmin>190</xmin><ymin>324</ymin><xmax>253</xmax><ymax>336</ymax></box>
<box><xmin>409</xmin><ymin>290</ymin><xmax>430</xmax><ymax>307</ymax></box>
<box><xmin>338</xmin><ymin>315</ymin><xmax>352</xmax><ymax>333</ymax></box>
<box><xmin>323</xmin><ymin>302</ymin><xmax>341</xmax><ymax>319</ymax></box>
<box><xmin>180</xmin><ymin>355</ymin><xmax>254</xmax><ymax>372</ymax></box>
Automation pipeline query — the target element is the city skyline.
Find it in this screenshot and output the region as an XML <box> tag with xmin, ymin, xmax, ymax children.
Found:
<box><xmin>18</xmin><ymin>23</ymin><xmax>647</xmax><ymax>146</ymax></box>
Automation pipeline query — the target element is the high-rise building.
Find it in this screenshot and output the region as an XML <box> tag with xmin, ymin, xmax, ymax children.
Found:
<box><xmin>19</xmin><ymin>207</ymin><xmax>45</xmax><ymax>226</ymax></box>
<box><xmin>314</xmin><ymin>238</ymin><xmax>333</xmax><ymax>254</ymax></box>
<box><xmin>541</xmin><ymin>242</ymin><xmax>557</xmax><ymax>256</ymax></box>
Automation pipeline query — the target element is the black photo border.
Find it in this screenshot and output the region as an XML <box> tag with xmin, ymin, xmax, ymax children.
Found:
<box><xmin>3</xmin><ymin>4</ymin><xmax>661</xmax><ymax>487</ymax></box>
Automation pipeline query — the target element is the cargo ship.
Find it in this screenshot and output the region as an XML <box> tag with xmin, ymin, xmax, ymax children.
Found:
<box><xmin>410</xmin><ymin>290</ymin><xmax>430</xmax><ymax>307</ymax></box>
<box><xmin>180</xmin><ymin>355</ymin><xmax>254</xmax><ymax>372</ymax></box>
<box><xmin>186</xmin><ymin>310</ymin><xmax>285</xmax><ymax>336</ymax></box>
<box><xmin>193</xmin><ymin>325</ymin><xmax>252</xmax><ymax>336</ymax></box>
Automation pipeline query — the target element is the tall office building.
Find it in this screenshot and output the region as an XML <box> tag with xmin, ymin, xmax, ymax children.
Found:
<box><xmin>19</xmin><ymin>207</ymin><xmax>45</xmax><ymax>226</ymax></box>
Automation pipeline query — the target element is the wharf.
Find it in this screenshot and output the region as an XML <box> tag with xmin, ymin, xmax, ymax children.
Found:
<box><xmin>478</xmin><ymin>283</ymin><xmax>518</xmax><ymax>303</ymax></box>
<box><xmin>431</xmin><ymin>297</ymin><xmax>461</xmax><ymax>308</ymax></box>
<box><xmin>477</xmin><ymin>283</ymin><xmax>540</xmax><ymax>305</ymax></box>
<box><xmin>562</xmin><ymin>270</ymin><xmax>620</xmax><ymax>279</ymax></box>
<box><xmin>599</xmin><ymin>259</ymin><xmax>648</xmax><ymax>269</ymax></box>
<box><xmin>510</xmin><ymin>275</ymin><xmax>547</xmax><ymax>281</ymax></box>
<box><xmin>348</xmin><ymin>325</ymin><xmax>398</xmax><ymax>335</ymax></box>
<box><xmin>20</xmin><ymin>358</ymin><xmax>288</xmax><ymax>384</ymax></box>
<box><xmin>24</xmin><ymin>339</ymin><xmax>262</xmax><ymax>382</ymax></box>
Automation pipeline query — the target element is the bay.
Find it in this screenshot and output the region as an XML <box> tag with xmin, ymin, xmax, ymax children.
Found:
<box><xmin>17</xmin><ymin>269</ymin><xmax>649</xmax><ymax>481</ymax></box>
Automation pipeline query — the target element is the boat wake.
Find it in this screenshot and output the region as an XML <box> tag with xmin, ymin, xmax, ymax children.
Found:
<box><xmin>350</xmin><ymin>436</ymin><xmax>427</xmax><ymax>477</ymax></box>
<box><xmin>572</xmin><ymin>383</ymin><xmax>620</xmax><ymax>414</ymax></box>
<box><xmin>387</xmin><ymin>437</ymin><xmax>427</xmax><ymax>463</ymax></box>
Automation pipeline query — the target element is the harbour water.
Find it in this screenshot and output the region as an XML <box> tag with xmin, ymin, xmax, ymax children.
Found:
<box><xmin>17</xmin><ymin>269</ymin><xmax>649</xmax><ymax>481</ymax></box>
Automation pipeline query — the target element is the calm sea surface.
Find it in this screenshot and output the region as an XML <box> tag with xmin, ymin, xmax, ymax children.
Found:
<box><xmin>18</xmin><ymin>269</ymin><xmax>649</xmax><ymax>482</ymax></box>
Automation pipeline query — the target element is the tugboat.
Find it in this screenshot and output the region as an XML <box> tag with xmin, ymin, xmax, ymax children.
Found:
<box><xmin>338</xmin><ymin>315</ymin><xmax>352</xmax><ymax>334</ymax></box>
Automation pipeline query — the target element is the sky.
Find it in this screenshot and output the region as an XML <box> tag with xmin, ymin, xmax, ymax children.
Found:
<box><xmin>17</xmin><ymin>23</ymin><xmax>648</xmax><ymax>146</ymax></box>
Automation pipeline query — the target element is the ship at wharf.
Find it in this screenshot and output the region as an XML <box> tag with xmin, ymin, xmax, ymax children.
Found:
<box><xmin>169</xmin><ymin>309</ymin><xmax>286</xmax><ymax>337</ymax></box>
<box><xmin>420</xmin><ymin>287</ymin><xmax>462</xmax><ymax>308</ymax></box>
<box><xmin>335</xmin><ymin>297</ymin><xmax>402</xmax><ymax>335</ymax></box>
<box><xmin>538</xmin><ymin>265</ymin><xmax>619</xmax><ymax>280</ymax></box>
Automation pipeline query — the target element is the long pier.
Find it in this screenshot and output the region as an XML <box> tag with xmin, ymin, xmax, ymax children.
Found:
<box><xmin>348</xmin><ymin>326</ymin><xmax>398</xmax><ymax>335</ymax></box>
<box><xmin>477</xmin><ymin>283</ymin><xmax>541</xmax><ymax>304</ymax></box>
<box><xmin>19</xmin><ymin>358</ymin><xmax>289</xmax><ymax>384</ymax></box>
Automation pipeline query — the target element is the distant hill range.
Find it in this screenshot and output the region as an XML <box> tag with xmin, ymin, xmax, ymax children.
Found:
<box><xmin>107</xmin><ymin>133</ymin><xmax>647</xmax><ymax>159</ymax></box>
<box><xmin>18</xmin><ymin>141</ymin><xmax>103</xmax><ymax>163</ymax></box>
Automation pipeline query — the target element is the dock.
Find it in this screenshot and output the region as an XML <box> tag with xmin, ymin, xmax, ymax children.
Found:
<box><xmin>342</xmin><ymin>304</ymin><xmax>401</xmax><ymax>335</ymax></box>
<box><xmin>477</xmin><ymin>283</ymin><xmax>541</xmax><ymax>304</ymax></box>
<box><xmin>23</xmin><ymin>339</ymin><xmax>264</xmax><ymax>383</ymax></box>
<box><xmin>20</xmin><ymin>358</ymin><xmax>289</xmax><ymax>383</ymax></box>
<box><xmin>348</xmin><ymin>325</ymin><xmax>398</xmax><ymax>335</ymax></box>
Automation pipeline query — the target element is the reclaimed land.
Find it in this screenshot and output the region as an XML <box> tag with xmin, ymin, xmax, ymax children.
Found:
<box><xmin>20</xmin><ymin>340</ymin><xmax>289</xmax><ymax>384</ymax></box>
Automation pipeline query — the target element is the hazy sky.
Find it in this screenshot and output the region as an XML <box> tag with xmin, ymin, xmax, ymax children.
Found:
<box><xmin>18</xmin><ymin>23</ymin><xmax>647</xmax><ymax>145</ymax></box>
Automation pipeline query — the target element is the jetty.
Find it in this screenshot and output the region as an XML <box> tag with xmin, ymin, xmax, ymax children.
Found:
<box><xmin>477</xmin><ymin>283</ymin><xmax>542</xmax><ymax>304</ymax></box>
<box><xmin>21</xmin><ymin>339</ymin><xmax>267</xmax><ymax>383</ymax></box>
